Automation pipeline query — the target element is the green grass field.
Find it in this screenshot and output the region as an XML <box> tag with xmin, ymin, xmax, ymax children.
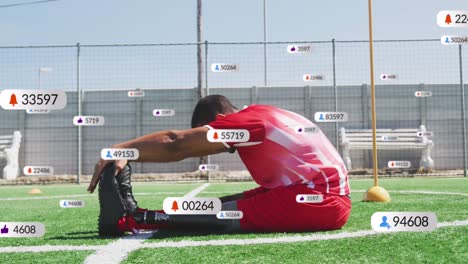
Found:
<box><xmin>0</xmin><ymin>178</ymin><xmax>467</xmax><ymax>264</ymax></box>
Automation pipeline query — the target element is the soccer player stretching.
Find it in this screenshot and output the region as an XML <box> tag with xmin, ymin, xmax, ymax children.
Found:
<box><xmin>87</xmin><ymin>95</ymin><xmax>351</xmax><ymax>236</ymax></box>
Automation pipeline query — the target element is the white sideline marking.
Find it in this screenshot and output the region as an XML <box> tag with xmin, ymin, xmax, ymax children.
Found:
<box><xmin>2</xmin><ymin>189</ymin><xmax>467</xmax><ymax>201</ymax></box>
<box><xmin>0</xmin><ymin>192</ymin><xmax>186</xmax><ymax>201</ymax></box>
<box><xmin>184</xmin><ymin>183</ymin><xmax>211</xmax><ymax>198</ymax></box>
<box><xmin>83</xmin><ymin>232</ymin><xmax>155</xmax><ymax>264</ymax></box>
<box><xmin>353</xmin><ymin>190</ymin><xmax>468</xmax><ymax>196</ymax></box>
<box><xmin>0</xmin><ymin>245</ymin><xmax>105</xmax><ymax>253</ymax></box>
<box><xmin>82</xmin><ymin>183</ymin><xmax>211</xmax><ymax>264</ymax></box>
<box><xmin>141</xmin><ymin>220</ymin><xmax>468</xmax><ymax>248</ymax></box>
<box><xmin>0</xmin><ymin>219</ymin><xmax>466</xmax><ymax>254</ymax></box>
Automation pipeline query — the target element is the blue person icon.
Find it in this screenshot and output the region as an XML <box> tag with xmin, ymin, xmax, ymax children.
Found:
<box><xmin>379</xmin><ymin>216</ymin><xmax>391</xmax><ymax>229</ymax></box>
<box><xmin>106</xmin><ymin>150</ymin><xmax>112</xmax><ymax>159</ymax></box>
<box><xmin>445</xmin><ymin>37</ymin><xmax>450</xmax><ymax>44</ymax></box>
<box><xmin>319</xmin><ymin>113</ymin><xmax>325</xmax><ymax>121</ymax></box>
<box><xmin>215</xmin><ymin>65</ymin><xmax>220</xmax><ymax>71</ymax></box>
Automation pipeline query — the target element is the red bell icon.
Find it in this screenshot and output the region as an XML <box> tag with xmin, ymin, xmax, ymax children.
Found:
<box><xmin>213</xmin><ymin>132</ymin><xmax>219</xmax><ymax>140</ymax></box>
<box><xmin>391</xmin><ymin>162</ymin><xmax>395</xmax><ymax>167</ymax></box>
<box><xmin>306</xmin><ymin>75</ymin><xmax>310</xmax><ymax>80</ymax></box>
<box><xmin>28</xmin><ymin>167</ymin><xmax>32</xmax><ymax>174</ymax></box>
<box><xmin>9</xmin><ymin>93</ymin><xmax>18</xmax><ymax>107</ymax></box>
<box><xmin>171</xmin><ymin>200</ymin><xmax>179</xmax><ymax>212</ymax></box>
<box><xmin>445</xmin><ymin>14</ymin><xmax>452</xmax><ymax>25</ymax></box>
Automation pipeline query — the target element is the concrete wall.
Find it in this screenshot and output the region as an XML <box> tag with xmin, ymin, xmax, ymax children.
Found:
<box><xmin>0</xmin><ymin>84</ymin><xmax>467</xmax><ymax>177</ymax></box>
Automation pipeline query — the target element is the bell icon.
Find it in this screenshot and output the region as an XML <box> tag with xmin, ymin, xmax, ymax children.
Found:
<box><xmin>391</xmin><ymin>162</ymin><xmax>395</xmax><ymax>167</ymax></box>
<box><xmin>213</xmin><ymin>132</ymin><xmax>219</xmax><ymax>140</ymax></box>
<box><xmin>28</xmin><ymin>167</ymin><xmax>32</xmax><ymax>174</ymax></box>
<box><xmin>445</xmin><ymin>14</ymin><xmax>452</xmax><ymax>25</ymax></box>
<box><xmin>9</xmin><ymin>93</ymin><xmax>18</xmax><ymax>107</ymax></box>
<box><xmin>171</xmin><ymin>200</ymin><xmax>179</xmax><ymax>212</ymax></box>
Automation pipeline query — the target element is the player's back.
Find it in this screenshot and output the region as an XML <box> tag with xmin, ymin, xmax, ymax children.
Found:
<box><xmin>208</xmin><ymin>104</ymin><xmax>350</xmax><ymax>195</ymax></box>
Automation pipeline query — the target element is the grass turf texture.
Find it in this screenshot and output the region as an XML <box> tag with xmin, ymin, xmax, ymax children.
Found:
<box><xmin>0</xmin><ymin>178</ymin><xmax>466</xmax><ymax>263</ymax></box>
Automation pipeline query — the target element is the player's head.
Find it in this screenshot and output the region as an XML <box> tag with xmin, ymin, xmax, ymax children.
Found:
<box><xmin>191</xmin><ymin>95</ymin><xmax>238</xmax><ymax>128</ymax></box>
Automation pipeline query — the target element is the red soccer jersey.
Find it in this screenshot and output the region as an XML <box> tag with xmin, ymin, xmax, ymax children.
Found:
<box><xmin>206</xmin><ymin>105</ymin><xmax>350</xmax><ymax>196</ymax></box>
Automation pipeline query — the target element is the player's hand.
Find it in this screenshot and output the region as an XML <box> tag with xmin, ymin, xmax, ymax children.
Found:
<box><xmin>87</xmin><ymin>158</ymin><xmax>128</xmax><ymax>193</ymax></box>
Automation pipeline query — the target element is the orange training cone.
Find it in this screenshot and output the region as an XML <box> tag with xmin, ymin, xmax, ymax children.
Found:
<box><xmin>28</xmin><ymin>188</ymin><xmax>42</xmax><ymax>195</ymax></box>
<box><xmin>363</xmin><ymin>186</ymin><xmax>391</xmax><ymax>202</ymax></box>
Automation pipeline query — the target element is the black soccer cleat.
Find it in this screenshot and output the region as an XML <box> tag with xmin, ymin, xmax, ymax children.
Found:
<box><xmin>98</xmin><ymin>163</ymin><xmax>126</xmax><ymax>237</ymax></box>
<box><xmin>115</xmin><ymin>164</ymin><xmax>139</xmax><ymax>215</ymax></box>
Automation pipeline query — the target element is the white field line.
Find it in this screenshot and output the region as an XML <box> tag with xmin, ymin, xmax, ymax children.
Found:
<box><xmin>184</xmin><ymin>183</ymin><xmax>211</xmax><ymax>198</ymax></box>
<box><xmin>142</xmin><ymin>221</ymin><xmax>468</xmax><ymax>249</ymax></box>
<box><xmin>353</xmin><ymin>190</ymin><xmax>468</xmax><ymax>196</ymax></box>
<box><xmin>82</xmin><ymin>231</ymin><xmax>155</xmax><ymax>264</ymax></box>
<box><xmin>2</xmin><ymin>189</ymin><xmax>467</xmax><ymax>201</ymax></box>
<box><xmin>0</xmin><ymin>219</ymin><xmax>466</xmax><ymax>254</ymax></box>
<box><xmin>82</xmin><ymin>183</ymin><xmax>211</xmax><ymax>264</ymax></box>
<box><xmin>0</xmin><ymin>192</ymin><xmax>187</xmax><ymax>201</ymax></box>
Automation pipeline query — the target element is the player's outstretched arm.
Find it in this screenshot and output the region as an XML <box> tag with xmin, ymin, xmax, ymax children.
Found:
<box><xmin>88</xmin><ymin>127</ymin><xmax>228</xmax><ymax>193</ymax></box>
<box><xmin>116</xmin><ymin>126</ymin><xmax>229</xmax><ymax>162</ymax></box>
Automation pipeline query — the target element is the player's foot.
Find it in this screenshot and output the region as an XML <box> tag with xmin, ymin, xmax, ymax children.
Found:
<box><xmin>117</xmin><ymin>209</ymin><xmax>170</xmax><ymax>233</ymax></box>
<box><xmin>115</xmin><ymin>164</ymin><xmax>138</xmax><ymax>215</ymax></box>
<box><xmin>98</xmin><ymin>164</ymin><xmax>126</xmax><ymax>237</ymax></box>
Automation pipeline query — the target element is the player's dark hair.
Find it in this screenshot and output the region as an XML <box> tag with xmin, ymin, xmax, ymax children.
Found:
<box><xmin>191</xmin><ymin>95</ymin><xmax>238</xmax><ymax>128</ymax></box>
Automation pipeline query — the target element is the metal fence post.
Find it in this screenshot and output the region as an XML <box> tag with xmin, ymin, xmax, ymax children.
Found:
<box><xmin>361</xmin><ymin>83</ymin><xmax>372</xmax><ymax>168</ymax></box>
<box><xmin>361</xmin><ymin>83</ymin><xmax>370</xmax><ymax>128</ymax></box>
<box><xmin>263</xmin><ymin>0</ymin><xmax>267</xmax><ymax>87</ymax></box>
<box><xmin>204</xmin><ymin>41</ymin><xmax>210</xmax><ymax>182</ymax></box>
<box><xmin>332</xmin><ymin>39</ymin><xmax>339</xmax><ymax>149</ymax></box>
<box><xmin>251</xmin><ymin>86</ymin><xmax>258</xmax><ymax>105</ymax></box>
<box><xmin>418</xmin><ymin>83</ymin><xmax>426</xmax><ymax>126</ymax></box>
<box><xmin>304</xmin><ymin>85</ymin><xmax>311</xmax><ymax>119</ymax></box>
<box><xmin>459</xmin><ymin>45</ymin><xmax>467</xmax><ymax>177</ymax></box>
<box><xmin>135</xmin><ymin>88</ymin><xmax>142</xmax><ymax>174</ymax></box>
<box><xmin>76</xmin><ymin>43</ymin><xmax>82</xmax><ymax>184</ymax></box>
<box><xmin>205</xmin><ymin>41</ymin><xmax>208</xmax><ymax>96</ymax></box>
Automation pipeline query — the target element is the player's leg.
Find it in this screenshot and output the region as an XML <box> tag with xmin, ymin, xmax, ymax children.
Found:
<box><xmin>114</xmin><ymin>163</ymin><xmax>138</xmax><ymax>214</ymax></box>
<box><xmin>99</xmin><ymin>163</ymin><xmax>151</xmax><ymax>236</ymax></box>
<box><xmin>219</xmin><ymin>185</ymin><xmax>270</xmax><ymax>203</ymax></box>
<box><xmin>98</xmin><ymin>164</ymin><xmax>127</xmax><ymax>236</ymax></box>
<box><xmin>117</xmin><ymin>185</ymin><xmax>274</xmax><ymax>233</ymax></box>
<box><xmin>118</xmin><ymin>185</ymin><xmax>272</xmax><ymax>233</ymax></box>
<box><xmin>119</xmin><ymin>201</ymin><xmax>241</xmax><ymax>233</ymax></box>
<box><xmin>237</xmin><ymin>184</ymin><xmax>351</xmax><ymax>232</ymax></box>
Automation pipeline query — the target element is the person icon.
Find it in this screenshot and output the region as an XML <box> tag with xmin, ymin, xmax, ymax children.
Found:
<box><xmin>215</xmin><ymin>65</ymin><xmax>220</xmax><ymax>71</ymax></box>
<box><xmin>379</xmin><ymin>216</ymin><xmax>391</xmax><ymax>229</ymax></box>
<box><xmin>445</xmin><ymin>37</ymin><xmax>450</xmax><ymax>44</ymax></box>
<box><xmin>63</xmin><ymin>201</ymin><xmax>68</xmax><ymax>207</ymax></box>
<box><xmin>106</xmin><ymin>150</ymin><xmax>112</xmax><ymax>159</ymax></box>
<box><xmin>319</xmin><ymin>114</ymin><xmax>325</xmax><ymax>121</ymax></box>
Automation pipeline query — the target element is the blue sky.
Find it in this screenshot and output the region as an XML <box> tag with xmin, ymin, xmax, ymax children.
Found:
<box><xmin>0</xmin><ymin>0</ymin><xmax>467</xmax><ymax>46</ymax></box>
<box><xmin>0</xmin><ymin>0</ymin><xmax>466</xmax><ymax>90</ymax></box>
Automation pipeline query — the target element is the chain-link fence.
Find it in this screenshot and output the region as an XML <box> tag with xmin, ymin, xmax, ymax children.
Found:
<box><xmin>0</xmin><ymin>39</ymin><xmax>466</xmax><ymax>183</ymax></box>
